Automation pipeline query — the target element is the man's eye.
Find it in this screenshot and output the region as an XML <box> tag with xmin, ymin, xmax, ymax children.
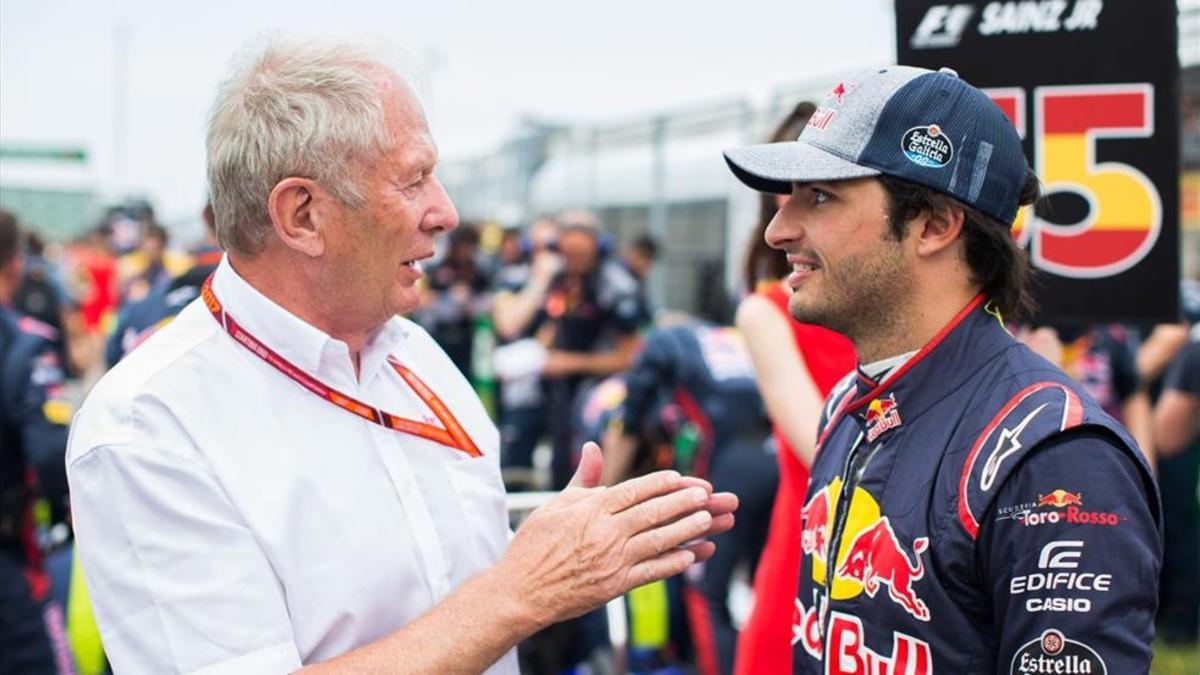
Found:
<box><xmin>812</xmin><ymin>189</ymin><xmax>830</xmax><ymax>205</ymax></box>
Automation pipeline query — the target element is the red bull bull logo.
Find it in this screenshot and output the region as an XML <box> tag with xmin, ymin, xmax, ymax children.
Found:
<box><xmin>830</xmin><ymin>81</ymin><xmax>857</xmax><ymax>104</ymax></box>
<box><xmin>801</xmin><ymin>487</ymin><xmax>832</xmax><ymax>562</ymax></box>
<box><xmin>1037</xmin><ymin>489</ymin><xmax>1084</xmax><ymax>508</ymax></box>
<box><xmin>865</xmin><ymin>394</ymin><xmax>902</xmax><ymax>442</ymax></box>
<box><xmin>835</xmin><ymin>516</ymin><xmax>931</xmax><ymax>622</ymax></box>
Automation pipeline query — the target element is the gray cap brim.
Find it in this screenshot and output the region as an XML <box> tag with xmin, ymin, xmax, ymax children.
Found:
<box><xmin>723</xmin><ymin>141</ymin><xmax>881</xmax><ymax>194</ymax></box>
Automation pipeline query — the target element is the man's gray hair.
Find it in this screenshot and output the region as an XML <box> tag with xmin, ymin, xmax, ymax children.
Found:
<box><xmin>206</xmin><ymin>39</ymin><xmax>395</xmax><ymax>255</ymax></box>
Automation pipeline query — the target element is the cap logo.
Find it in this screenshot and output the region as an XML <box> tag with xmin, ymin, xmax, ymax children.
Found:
<box><xmin>807</xmin><ymin>107</ymin><xmax>837</xmax><ymax>132</ymax></box>
<box><xmin>829</xmin><ymin>81</ymin><xmax>857</xmax><ymax>104</ymax></box>
<box><xmin>901</xmin><ymin>124</ymin><xmax>954</xmax><ymax>168</ymax></box>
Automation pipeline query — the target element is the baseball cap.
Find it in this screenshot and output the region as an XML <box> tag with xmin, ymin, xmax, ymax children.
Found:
<box><xmin>724</xmin><ymin>66</ymin><xmax>1028</xmax><ymax>225</ymax></box>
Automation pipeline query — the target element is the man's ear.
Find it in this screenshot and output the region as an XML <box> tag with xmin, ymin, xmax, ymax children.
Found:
<box><xmin>913</xmin><ymin>204</ymin><xmax>965</xmax><ymax>258</ymax></box>
<box><xmin>267</xmin><ymin>177</ymin><xmax>325</xmax><ymax>258</ymax></box>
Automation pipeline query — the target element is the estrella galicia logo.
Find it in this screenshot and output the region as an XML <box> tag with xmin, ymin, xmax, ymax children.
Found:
<box><xmin>1011</xmin><ymin>629</ymin><xmax>1106</xmax><ymax>674</ymax></box>
<box><xmin>901</xmin><ymin>124</ymin><xmax>954</xmax><ymax>168</ymax></box>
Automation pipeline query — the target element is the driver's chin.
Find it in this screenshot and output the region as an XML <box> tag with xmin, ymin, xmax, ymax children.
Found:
<box><xmin>788</xmin><ymin>292</ymin><xmax>826</xmax><ymax>327</ymax></box>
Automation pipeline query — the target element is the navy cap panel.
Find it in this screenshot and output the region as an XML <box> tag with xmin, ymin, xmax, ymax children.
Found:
<box><xmin>857</xmin><ymin>72</ymin><xmax>1027</xmax><ymax>224</ymax></box>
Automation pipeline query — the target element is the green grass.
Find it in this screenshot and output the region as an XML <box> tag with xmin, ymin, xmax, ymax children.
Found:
<box><xmin>1152</xmin><ymin>639</ymin><xmax>1199</xmax><ymax>674</ymax></box>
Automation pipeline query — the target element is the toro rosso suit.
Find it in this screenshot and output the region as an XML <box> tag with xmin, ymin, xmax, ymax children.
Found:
<box><xmin>793</xmin><ymin>295</ymin><xmax>1161</xmax><ymax>674</ymax></box>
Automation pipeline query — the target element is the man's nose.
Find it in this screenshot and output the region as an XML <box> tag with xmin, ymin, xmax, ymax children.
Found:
<box><xmin>423</xmin><ymin>175</ymin><xmax>460</xmax><ymax>233</ymax></box>
<box><xmin>764</xmin><ymin>207</ymin><xmax>801</xmax><ymax>251</ymax></box>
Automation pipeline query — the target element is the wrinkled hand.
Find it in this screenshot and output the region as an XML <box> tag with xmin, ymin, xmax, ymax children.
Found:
<box><xmin>496</xmin><ymin>442</ymin><xmax>737</xmax><ymax>626</ymax></box>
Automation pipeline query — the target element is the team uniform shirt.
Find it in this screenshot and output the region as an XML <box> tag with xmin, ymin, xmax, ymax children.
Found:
<box><xmin>67</xmin><ymin>257</ymin><xmax>516</xmax><ymax>675</ymax></box>
<box><xmin>1</xmin><ymin>307</ymin><xmax>72</xmax><ymax>574</ymax></box>
<box><xmin>0</xmin><ymin>307</ymin><xmax>73</xmax><ymax>674</ymax></box>
<box><xmin>621</xmin><ymin>322</ymin><xmax>768</xmax><ymax>477</ymax></box>
<box><xmin>1056</xmin><ymin>324</ymin><xmax>1139</xmax><ymax>419</ymax></box>
<box><xmin>793</xmin><ymin>296</ymin><xmax>1161</xmax><ymax>675</ymax></box>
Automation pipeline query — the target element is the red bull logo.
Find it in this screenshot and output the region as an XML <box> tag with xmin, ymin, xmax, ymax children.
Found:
<box><xmin>800</xmin><ymin>487</ymin><xmax>832</xmax><ymax>562</ymax></box>
<box><xmin>830</xmin><ymin>81</ymin><xmax>857</xmax><ymax>104</ymax></box>
<box><xmin>835</xmin><ymin>517</ymin><xmax>931</xmax><ymax>622</ymax></box>
<box><xmin>1037</xmin><ymin>489</ymin><xmax>1084</xmax><ymax>508</ymax></box>
<box><xmin>865</xmin><ymin>394</ymin><xmax>902</xmax><ymax>442</ymax></box>
<box><xmin>793</xmin><ymin>598</ymin><xmax>934</xmax><ymax>674</ymax></box>
<box><xmin>826</xmin><ymin>610</ymin><xmax>932</xmax><ymax>675</ymax></box>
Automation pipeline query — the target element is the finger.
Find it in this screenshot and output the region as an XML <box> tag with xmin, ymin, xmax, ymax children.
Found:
<box><xmin>626</xmin><ymin>510</ymin><xmax>713</xmax><ymax>562</ymax></box>
<box><xmin>704</xmin><ymin>512</ymin><xmax>735</xmax><ymax>538</ymax></box>
<box><xmin>615</xmin><ymin>485</ymin><xmax>711</xmax><ymax>534</ymax></box>
<box><xmin>627</xmin><ymin>548</ymin><xmax>697</xmax><ymax>589</ymax></box>
<box><xmin>685</xmin><ymin>540</ymin><xmax>716</xmax><ymax>563</ymax></box>
<box><xmin>678</xmin><ymin>476</ymin><xmax>714</xmax><ymax>494</ymax></box>
<box><xmin>705</xmin><ymin>492</ymin><xmax>739</xmax><ymax>516</ymax></box>
<box><xmin>602</xmin><ymin>470</ymin><xmax>683</xmax><ymax>513</ymax></box>
<box><xmin>567</xmin><ymin>442</ymin><xmax>604</xmax><ymax>489</ymax></box>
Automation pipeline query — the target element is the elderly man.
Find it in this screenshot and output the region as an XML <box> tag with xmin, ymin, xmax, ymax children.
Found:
<box><xmin>66</xmin><ymin>40</ymin><xmax>736</xmax><ymax>674</ymax></box>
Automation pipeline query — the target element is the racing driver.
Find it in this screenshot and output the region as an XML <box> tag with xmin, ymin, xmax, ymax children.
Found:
<box><xmin>723</xmin><ymin>65</ymin><xmax>1161</xmax><ymax>674</ymax></box>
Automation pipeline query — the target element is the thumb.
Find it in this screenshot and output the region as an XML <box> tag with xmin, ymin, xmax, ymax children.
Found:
<box><xmin>568</xmin><ymin>441</ymin><xmax>604</xmax><ymax>489</ymax></box>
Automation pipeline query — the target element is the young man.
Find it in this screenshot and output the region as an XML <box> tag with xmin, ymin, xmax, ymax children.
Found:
<box><xmin>724</xmin><ymin>66</ymin><xmax>1161</xmax><ymax>674</ymax></box>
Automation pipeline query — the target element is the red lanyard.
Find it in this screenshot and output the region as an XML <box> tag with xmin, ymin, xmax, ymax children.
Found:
<box><xmin>201</xmin><ymin>276</ymin><xmax>481</xmax><ymax>458</ymax></box>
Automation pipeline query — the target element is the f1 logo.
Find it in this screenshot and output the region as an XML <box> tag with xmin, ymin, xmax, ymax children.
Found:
<box><xmin>1038</xmin><ymin>540</ymin><xmax>1084</xmax><ymax>569</ymax></box>
<box><xmin>910</xmin><ymin>4</ymin><xmax>976</xmax><ymax>49</ymax></box>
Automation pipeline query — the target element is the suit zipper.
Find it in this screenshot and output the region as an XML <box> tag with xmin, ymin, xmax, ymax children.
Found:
<box><xmin>820</xmin><ymin>430</ymin><xmax>872</xmax><ymax>637</ymax></box>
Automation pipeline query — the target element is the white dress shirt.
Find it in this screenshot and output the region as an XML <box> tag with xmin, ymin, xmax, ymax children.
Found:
<box><xmin>67</xmin><ymin>258</ymin><xmax>517</xmax><ymax>674</ymax></box>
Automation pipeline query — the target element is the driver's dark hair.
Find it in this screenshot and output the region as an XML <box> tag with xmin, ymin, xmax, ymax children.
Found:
<box><xmin>877</xmin><ymin>168</ymin><xmax>1041</xmax><ymax>320</ymax></box>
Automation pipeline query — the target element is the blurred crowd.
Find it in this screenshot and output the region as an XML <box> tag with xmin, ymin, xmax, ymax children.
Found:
<box><xmin>3</xmin><ymin>106</ymin><xmax>1200</xmax><ymax>675</ymax></box>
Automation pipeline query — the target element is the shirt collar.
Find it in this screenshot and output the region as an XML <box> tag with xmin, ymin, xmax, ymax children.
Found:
<box><xmin>858</xmin><ymin>350</ymin><xmax>917</xmax><ymax>383</ymax></box>
<box><xmin>211</xmin><ymin>256</ymin><xmax>411</xmax><ymax>387</ymax></box>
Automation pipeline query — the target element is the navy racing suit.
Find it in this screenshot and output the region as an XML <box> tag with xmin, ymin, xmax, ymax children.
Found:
<box><xmin>793</xmin><ymin>296</ymin><xmax>1161</xmax><ymax>675</ymax></box>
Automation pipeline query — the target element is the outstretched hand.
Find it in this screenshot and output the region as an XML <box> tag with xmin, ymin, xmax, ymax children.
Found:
<box><xmin>496</xmin><ymin>442</ymin><xmax>738</xmax><ymax>627</ymax></box>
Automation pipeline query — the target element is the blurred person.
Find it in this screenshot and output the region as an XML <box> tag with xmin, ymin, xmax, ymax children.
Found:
<box><xmin>731</xmin><ymin>101</ymin><xmax>857</xmax><ymax>675</ymax></box>
<box><xmin>0</xmin><ymin>209</ymin><xmax>74</xmax><ymax>674</ymax></box>
<box><xmin>69</xmin><ymin>225</ymin><xmax>117</xmax><ymax>371</ymax></box>
<box><xmin>65</xmin><ymin>39</ymin><xmax>736</xmax><ymax>674</ymax></box>
<box><xmin>106</xmin><ymin>205</ymin><xmax>224</xmax><ymax>367</ymax></box>
<box><xmin>495</xmin><ymin>226</ymin><xmax>528</xmax><ymax>273</ymax></box>
<box><xmin>724</xmin><ymin>66</ymin><xmax>1160</xmax><ymax>672</ymax></box>
<box><xmin>622</xmin><ymin>232</ymin><xmax>660</xmax><ymax>326</ymax></box>
<box><xmin>621</xmin><ymin>233</ymin><xmax>659</xmax><ymax>284</ymax></box>
<box><xmin>14</xmin><ymin>231</ymin><xmax>82</xmax><ymax>378</ymax></box>
<box><xmin>534</xmin><ymin>216</ymin><xmax>645</xmax><ymax>489</ymax></box>
<box><xmin>492</xmin><ymin>217</ymin><xmax>560</xmax><ymax>480</ymax></box>
<box><xmin>605</xmin><ymin>319</ymin><xmax>774</xmax><ymax>675</ymax></box>
<box><xmin>1046</xmin><ymin>323</ymin><xmax>1156</xmax><ymax>470</ymax></box>
<box><xmin>1150</xmin><ymin>278</ymin><xmax>1200</xmax><ymax>646</ymax></box>
<box><xmin>414</xmin><ymin>222</ymin><xmax>491</xmax><ymax>380</ymax></box>
<box><xmin>1152</xmin><ymin>325</ymin><xmax>1200</xmax><ymax>644</ymax></box>
<box><xmin>118</xmin><ymin>221</ymin><xmax>171</xmax><ymax>304</ymax></box>
<box><xmin>492</xmin><ymin>216</ymin><xmax>560</xmax><ymax>312</ymax></box>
